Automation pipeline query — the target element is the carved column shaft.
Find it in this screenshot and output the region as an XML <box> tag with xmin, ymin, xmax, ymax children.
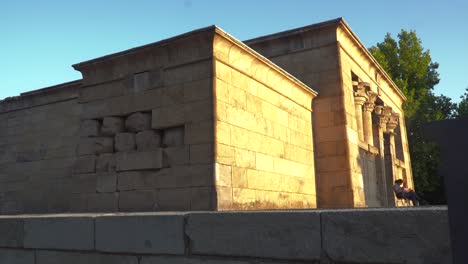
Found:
<box><xmin>362</xmin><ymin>91</ymin><xmax>377</xmax><ymax>146</ymax></box>
<box><xmin>354</xmin><ymin>96</ymin><xmax>366</xmax><ymax>142</ymax></box>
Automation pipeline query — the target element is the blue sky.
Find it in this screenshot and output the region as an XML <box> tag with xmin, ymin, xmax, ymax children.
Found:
<box><xmin>1</xmin><ymin>0</ymin><xmax>467</xmax><ymax>102</ymax></box>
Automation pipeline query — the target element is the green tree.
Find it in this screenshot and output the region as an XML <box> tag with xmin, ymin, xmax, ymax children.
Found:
<box><xmin>455</xmin><ymin>88</ymin><xmax>468</xmax><ymax>118</ymax></box>
<box><xmin>369</xmin><ymin>30</ymin><xmax>450</xmax><ymax>204</ymax></box>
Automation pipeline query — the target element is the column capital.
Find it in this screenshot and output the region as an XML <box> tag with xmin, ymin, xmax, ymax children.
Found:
<box><xmin>363</xmin><ymin>101</ymin><xmax>375</xmax><ymax>112</ymax></box>
<box><xmin>367</xmin><ymin>91</ymin><xmax>378</xmax><ymax>103</ymax></box>
<box><xmin>386</xmin><ymin>112</ymin><xmax>400</xmax><ymax>133</ymax></box>
<box><xmin>375</xmin><ymin>105</ymin><xmax>392</xmax><ymax>130</ymax></box>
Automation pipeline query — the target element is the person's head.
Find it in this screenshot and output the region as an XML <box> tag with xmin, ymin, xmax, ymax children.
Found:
<box><xmin>395</xmin><ymin>179</ymin><xmax>404</xmax><ymax>185</ymax></box>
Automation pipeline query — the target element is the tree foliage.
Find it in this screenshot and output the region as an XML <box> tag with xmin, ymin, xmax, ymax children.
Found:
<box><xmin>455</xmin><ymin>88</ymin><xmax>468</xmax><ymax>118</ymax></box>
<box><xmin>369</xmin><ymin>30</ymin><xmax>451</xmax><ymax>204</ymax></box>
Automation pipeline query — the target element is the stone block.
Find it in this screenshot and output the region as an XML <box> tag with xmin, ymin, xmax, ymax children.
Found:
<box><xmin>96</xmin><ymin>153</ymin><xmax>116</xmax><ymax>172</ymax></box>
<box><xmin>136</xmin><ymin>130</ymin><xmax>162</xmax><ymax>151</ymax></box>
<box><xmin>190</xmin><ymin>143</ymin><xmax>213</xmax><ymax>164</ymax></box>
<box><xmin>158</xmin><ymin>165</ymin><xmax>213</xmax><ymax>188</ymax></box>
<box><xmin>79</xmin><ymin>119</ymin><xmax>100</xmax><ymax>137</ymax></box>
<box><xmin>186</xmin><ymin>211</ymin><xmax>321</xmax><ymax>260</ymax></box>
<box><xmin>76</xmin><ymin>137</ymin><xmax>114</xmax><ymax>156</ymax></box>
<box><xmin>0</xmin><ymin>218</ymin><xmax>23</xmax><ymax>247</ymax></box>
<box><xmin>69</xmin><ymin>193</ymin><xmax>87</xmax><ymax>212</ymax></box>
<box><xmin>184</xmin><ymin>100</ymin><xmax>213</xmax><ymax>122</ymax></box>
<box><xmin>118</xmin><ymin>190</ymin><xmax>158</xmax><ymax>211</ymax></box>
<box><xmin>73</xmin><ymin>155</ymin><xmax>96</xmax><ymax>174</ymax></box>
<box><xmin>115</xmin><ymin>132</ymin><xmax>136</xmax><ymax>152</ymax></box>
<box><xmin>69</xmin><ymin>173</ymin><xmax>97</xmax><ymax>193</ymax></box>
<box><xmin>216</xmin><ymin>186</ymin><xmax>233</xmax><ymax>210</ymax></box>
<box><xmin>101</xmin><ymin>116</ymin><xmax>125</xmax><ymax>136</ymax></box>
<box><xmin>35</xmin><ymin>251</ymin><xmax>138</xmax><ymax>264</ymax></box>
<box><xmin>133</xmin><ymin>71</ymin><xmax>150</xmax><ymax>92</ymax></box>
<box><xmin>23</xmin><ymin>216</ymin><xmax>94</xmax><ymax>250</ymax></box>
<box><xmin>95</xmin><ymin>213</ymin><xmax>186</xmax><ymax>254</ymax></box>
<box><xmin>186</xmin><ymin>120</ymin><xmax>214</xmax><ymax>144</ymax></box>
<box><xmin>87</xmin><ymin>193</ymin><xmax>118</xmax><ymax>212</ymax></box>
<box><xmin>321</xmin><ymin>208</ymin><xmax>452</xmax><ymax>264</ymax></box>
<box><xmin>231</xmin><ymin>167</ymin><xmax>248</xmax><ymax>188</ymax></box>
<box><xmin>158</xmin><ymin>188</ymin><xmax>191</xmax><ymax>210</ymax></box>
<box><xmin>163</xmin><ymin>146</ymin><xmax>190</xmax><ymax>166</ymax></box>
<box><xmin>161</xmin><ymin>85</ymin><xmax>184</xmax><ymax>106</ymax></box>
<box><xmin>215</xmin><ymin>163</ymin><xmax>232</xmax><ymax>187</ymax></box>
<box><xmin>183</xmin><ymin>78</ymin><xmax>212</xmax><ymax>103</ymax></box>
<box><xmin>126</xmin><ymin>112</ymin><xmax>151</xmax><ymax>132</ymax></box>
<box><xmin>96</xmin><ymin>172</ymin><xmax>117</xmax><ymax>193</ymax></box>
<box><xmin>117</xmin><ymin>170</ymin><xmax>164</xmax><ymax>191</ymax></box>
<box><xmin>162</xmin><ymin>126</ymin><xmax>185</xmax><ymax>147</ymax></box>
<box><xmin>152</xmin><ymin>105</ymin><xmax>185</xmax><ymax>129</ymax></box>
<box><xmin>190</xmin><ymin>187</ymin><xmax>215</xmax><ymax>210</ymax></box>
<box><xmin>0</xmin><ymin>249</ymin><xmax>34</xmax><ymax>264</ymax></box>
<box><xmin>115</xmin><ymin>150</ymin><xmax>164</xmax><ymax>171</ymax></box>
<box><xmin>141</xmin><ymin>256</ymin><xmax>250</xmax><ymax>264</ymax></box>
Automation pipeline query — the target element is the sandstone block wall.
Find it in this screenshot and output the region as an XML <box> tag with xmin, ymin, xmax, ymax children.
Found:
<box><xmin>246</xmin><ymin>18</ymin><xmax>413</xmax><ymax>208</ymax></box>
<box><xmin>0</xmin><ymin>207</ymin><xmax>452</xmax><ymax>263</ymax></box>
<box><xmin>1</xmin><ymin>26</ymin><xmax>319</xmax><ymax>214</ymax></box>
<box><xmin>213</xmin><ymin>33</ymin><xmax>317</xmax><ymax>209</ymax></box>
<box><xmin>246</xmin><ymin>25</ymin><xmax>351</xmax><ymax>208</ymax></box>
<box><xmin>0</xmin><ymin>81</ymin><xmax>82</xmax><ymax>214</ymax></box>
<box><xmin>72</xmin><ymin>28</ymin><xmax>216</xmax><ymax>212</ymax></box>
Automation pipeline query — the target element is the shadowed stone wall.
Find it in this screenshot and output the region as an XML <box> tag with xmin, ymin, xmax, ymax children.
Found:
<box><xmin>0</xmin><ymin>26</ymin><xmax>317</xmax><ymax>214</ymax></box>
<box><xmin>0</xmin><ymin>208</ymin><xmax>452</xmax><ymax>263</ymax></box>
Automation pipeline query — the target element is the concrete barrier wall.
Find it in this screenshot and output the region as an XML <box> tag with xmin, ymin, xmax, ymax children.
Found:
<box><xmin>0</xmin><ymin>207</ymin><xmax>452</xmax><ymax>263</ymax></box>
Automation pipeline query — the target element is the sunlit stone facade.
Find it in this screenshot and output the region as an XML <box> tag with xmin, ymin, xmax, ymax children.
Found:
<box><xmin>0</xmin><ymin>18</ymin><xmax>411</xmax><ymax>213</ymax></box>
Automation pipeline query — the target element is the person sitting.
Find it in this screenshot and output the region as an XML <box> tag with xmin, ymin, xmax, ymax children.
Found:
<box><xmin>393</xmin><ymin>179</ymin><xmax>420</xmax><ymax>206</ymax></box>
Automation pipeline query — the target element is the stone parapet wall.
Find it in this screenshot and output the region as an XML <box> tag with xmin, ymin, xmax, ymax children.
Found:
<box><xmin>0</xmin><ymin>207</ymin><xmax>452</xmax><ymax>263</ymax></box>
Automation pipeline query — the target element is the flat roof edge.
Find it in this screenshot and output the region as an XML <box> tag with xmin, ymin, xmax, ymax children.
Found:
<box><xmin>72</xmin><ymin>25</ymin><xmax>217</xmax><ymax>71</ymax></box>
<box><xmin>244</xmin><ymin>17</ymin><xmax>343</xmax><ymax>45</ymax></box>
<box><xmin>214</xmin><ymin>27</ymin><xmax>318</xmax><ymax>97</ymax></box>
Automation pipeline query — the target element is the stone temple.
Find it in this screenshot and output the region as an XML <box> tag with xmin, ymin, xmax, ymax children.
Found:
<box><xmin>0</xmin><ymin>18</ymin><xmax>412</xmax><ymax>213</ymax></box>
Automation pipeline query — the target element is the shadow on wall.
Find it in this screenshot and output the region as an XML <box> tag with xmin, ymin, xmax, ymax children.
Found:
<box><xmin>423</xmin><ymin>118</ymin><xmax>468</xmax><ymax>264</ymax></box>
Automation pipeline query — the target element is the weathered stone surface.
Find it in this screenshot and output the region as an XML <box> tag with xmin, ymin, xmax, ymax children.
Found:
<box><xmin>76</xmin><ymin>137</ymin><xmax>114</xmax><ymax>156</ymax></box>
<box><xmin>0</xmin><ymin>249</ymin><xmax>34</xmax><ymax>264</ymax></box>
<box><xmin>157</xmin><ymin>188</ymin><xmax>191</xmax><ymax>210</ymax></box>
<box><xmin>118</xmin><ymin>190</ymin><xmax>158</xmax><ymax>211</ymax></box>
<box><xmin>95</xmin><ymin>213</ymin><xmax>186</xmax><ymax>254</ymax></box>
<box><xmin>35</xmin><ymin>251</ymin><xmax>138</xmax><ymax>264</ymax></box>
<box><xmin>73</xmin><ymin>155</ymin><xmax>96</xmax><ymax>174</ymax></box>
<box><xmin>115</xmin><ymin>150</ymin><xmax>164</xmax><ymax>171</ymax></box>
<box><xmin>117</xmin><ymin>170</ymin><xmax>168</xmax><ymax>191</ymax></box>
<box><xmin>23</xmin><ymin>217</ymin><xmax>94</xmax><ymax>250</ymax></box>
<box><xmin>115</xmin><ymin>132</ymin><xmax>136</xmax><ymax>152</ymax></box>
<box><xmin>162</xmin><ymin>126</ymin><xmax>185</xmax><ymax>147</ymax></box>
<box><xmin>190</xmin><ymin>187</ymin><xmax>215</xmax><ymax>210</ymax></box>
<box><xmin>133</xmin><ymin>71</ymin><xmax>150</xmax><ymax>92</ymax></box>
<box><xmin>141</xmin><ymin>256</ymin><xmax>250</xmax><ymax>264</ymax></box>
<box><xmin>96</xmin><ymin>153</ymin><xmax>115</xmax><ymax>172</ymax></box>
<box><xmin>125</xmin><ymin>112</ymin><xmax>151</xmax><ymax>132</ymax></box>
<box><xmin>186</xmin><ymin>211</ymin><xmax>321</xmax><ymax>260</ymax></box>
<box><xmin>96</xmin><ymin>172</ymin><xmax>117</xmax><ymax>193</ymax></box>
<box><xmin>0</xmin><ymin>218</ymin><xmax>23</xmax><ymax>247</ymax></box>
<box><xmin>79</xmin><ymin>119</ymin><xmax>100</xmax><ymax>137</ymax></box>
<box><xmin>321</xmin><ymin>208</ymin><xmax>452</xmax><ymax>264</ymax></box>
<box><xmin>151</xmin><ymin>106</ymin><xmax>184</xmax><ymax>129</ymax></box>
<box><xmin>136</xmin><ymin>130</ymin><xmax>162</xmax><ymax>151</ymax></box>
<box><xmin>101</xmin><ymin>117</ymin><xmax>125</xmax><ymax>136</ymax></box>
<box><xmin>163</xmin><ymin>146</ymin><xmax>190</xmax><ymax>166</ymax></box>
<box><xmin>87</xmin><ymin>193</ymin><xmax>118</xmax><ymax>212</ymax></box>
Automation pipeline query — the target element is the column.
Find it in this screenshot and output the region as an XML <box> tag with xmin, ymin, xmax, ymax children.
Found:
<box><xmin>374</xmin><ymin>105</ymin><xmax>392</xmax><ymax>206</ymax></box>
<box><xmin>362</xmin><ymin>91</ymin><xmax>378</xmax><ymax>146</ymax></box>
<box><xmin>353</xmin><ymin>82</ymin><xmax>368</xmax><ymax>142</ymax></box>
